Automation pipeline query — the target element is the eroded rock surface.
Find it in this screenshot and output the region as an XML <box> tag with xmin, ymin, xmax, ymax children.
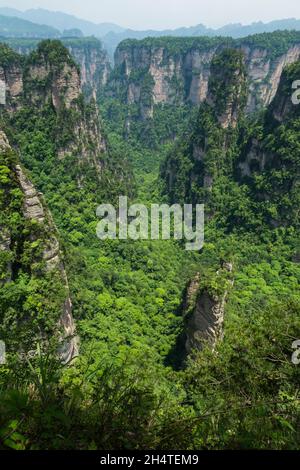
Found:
<box><xmin>184</xmin><ymin>263</ymin><xmax>233</xmax><ymax>354</ymax></box>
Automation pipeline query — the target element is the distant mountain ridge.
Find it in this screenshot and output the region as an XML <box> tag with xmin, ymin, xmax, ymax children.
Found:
<box><xmin>0</xmin><ymin>13</ymin><xmax>60</xmax><ymax>38</ymax></box>
<box><xmin>0</xmin><ymin>7</ymin><xmax>124</xmax><ymax>36</ymax></box>
<box><xmin>1</xmin><ymin>7</ymin><xmax>300</xmax><ymax>57</ymax></box>
<box><xmin>103</xmin><ymin>18</ymin><xmax>300</xmax><ymax>57</ymax></box>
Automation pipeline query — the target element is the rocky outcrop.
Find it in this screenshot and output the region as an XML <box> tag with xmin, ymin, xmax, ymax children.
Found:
<box><xmin>0</xmin><ymin>130</ymin><xmax>78</xmax><ymax>363</ymax></box>
<box><xmin>242</xmin><ymin>44</ymin><xmax>300</xmax><ymax>113</ymax></box>
<box><xmin>237</xmin><ymin>59</ymin><xmax>300</xmax><ymax>227</ymax></box>
<box><xmin>15</xmin><ymin>165</ymin><xmax>45</xmax><ymax>223</ymax></box>
<box><xmin>163</xmin><ymin>48</ymin><xmax>247</xmax><ymax>202</ymax></box>
<box><xmin>65</xmin><ymin>39</ymin><xmax>111</xmax><ymax>100</ymax></box>
<box><xmin>122</xmin><ymin>47</ymin><xmax>216</xmax><ymax>106</ymax></box>
<box><xmin>4</xmin><ymin>37</ymin><xmax>111</xmax><ymax>100</ymax></box>
<box><xmin>16</xmin><ymin>165</ymin><xmax>79</xmax><ymax>362</ymax></box>
<box><xmin>0</xmin><ymin>40</ymin><xmax>106</xmax><ymax>177</ymax></box>
<box><xmin>239</xmin><ymin>59</ymin><xmax>300</xmax><ymax>179</ymax></box>
<box><xmin>113</xmin><ymin>38</ymin><xmax>222</xmax><ymax>119</ymax></box>
<box><xmin>113</xmin><ymin>32</ymin><xmax>300</xmax><ymax>118</ymax></box>
<box><xmin>206</xmin><ymin>48</ymin><xmax>247</xmax><ymax>129</ymax></box>
<box><xmin>0</xmin><ymin>131</ymin><xmax>12</xmax><ymax>283</ymax></box>
<box><xmin>184</xmin><ymin>263</ymin><xmax>233</xmax><ymax>354</ymax></box>
<box><xmin>0</xmin><ymin>45</ymin><xmax>23</xmax><ymax>111</ymax></box>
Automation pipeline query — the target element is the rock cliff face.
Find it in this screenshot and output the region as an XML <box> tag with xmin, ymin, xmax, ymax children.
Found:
<box><xmin>0</xmin><ymin>130</ymin><xmax>78</xmax><ymax>362</ymax></box>
<box><xmin>239</xmin><ymin>60</ymin><xmax>300</xmax><ymax>180</ymax></box>
<box><xmin>4</xmin><ymin>37</ymin><xmax>111</xmax><ymax>100</ymax></box>
<box><xmin>113</xmin><ymin>38</ymin><xmax>223</xmax><ymax>119</ymax></box>
<box><xmin>65</xmin><ymin>39</ymin><xmax>111</xmax><ymax>100</ymax></box>
<box><xmin>163</xmin><ymin>51</ymin><xmax>300</xmax><ymax>228</ymax></box>
<box><xmin>113</xmin><ymin>32</ymin><xmax>300</xmax><ymax>118</ymax></box>
<box><xmin>242</xmin><ymin>43</ymin><xmax>300</xmax><ymax>112</ymax></box>
<box><xmin>184</xmin><ymin>263</ymin><xmax>233</xmax><ymax>354</ymax></box>
<box><xmin>206</xmin><ymin>48</ymin><xmax>247</xmax><ymax>129</ymax></box>
<box><xmin>163</xmin><ymin>48</ymin><xmax>247</xmax><ymax>202</ymax></box>
<box><xmin>237</xmin><ymin>59</ymin><xmax>300</xmax><ymax>227</ymax></box>
<box><xmin>0</xmin><ymin>40</ymin><xmax>106</xmax><ymax>176</ymax></box>
<box><xmin>0</xmin><ymin>45</ymin><xmax>23</xmax><ymax>111</ymax></box>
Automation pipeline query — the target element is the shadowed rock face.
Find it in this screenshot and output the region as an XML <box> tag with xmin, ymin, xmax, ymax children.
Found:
<box><xmin>0</xmin><ymin>132</ymin><xmax>12</xmax><ymax>284</ymax></box>
<box><xmin>66</xmin><ymin>42</ymin><xmax>111</xmax><ymax>100</ymax></box>
<box><xmin>0</xmin><ymin>48</ymin><xmax>23</xmax><ymax>111</ymax></box>
<box><xmin>184</xmin><ymin>263</ymin><xmax>233</xmax><ymax>354</ymax></box>
<box><xmin>0</xmin><ymin>130</ymin><xmax>79</xmax><ymax>363</ymax></box>
<box><xmin>163</xmin><ymin>48</ymin><xmax>248</xmax><ymax>202</ymax></box>
<box><xmin>237</xmin><ymin>60</ymin><xmax>300</xmax><ymax>227</ymax></box>
<box><xmin>206</xmin><ymin>48</ymin><xmax>247</xmax><ymax>129</ymax></box>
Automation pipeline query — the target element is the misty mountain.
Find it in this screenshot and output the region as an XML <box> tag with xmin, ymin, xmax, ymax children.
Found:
<box><xmin>0</xmin><ymin>13</ymin><xmax>60</xmax><ymax>38</ymax></box>
<box><xmin>1</xmin><ymin>7</ymin><xmax>300</xmax><ymax>58</ymax></box>
<box><xmin>0</xmin><ymin>7</ymin><xmax>124</xmax><ymax>36</ymax></box>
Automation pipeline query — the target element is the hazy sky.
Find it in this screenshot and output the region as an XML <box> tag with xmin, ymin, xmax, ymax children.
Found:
<box><xmin>0</xmin><ymin>0</ymin><xmax>299</xmax><ymax>29</ymax></box>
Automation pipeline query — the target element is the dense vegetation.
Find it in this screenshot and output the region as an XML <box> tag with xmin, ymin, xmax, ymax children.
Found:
<box><xmin>0</xmin><ymin>142</ymin><xmax>65</xmax><ymax>357</ymax></box>
<box><xmin>0</xmin><ymin>37</ymin><xmax>299</xmax><ymax>450</ymax></box>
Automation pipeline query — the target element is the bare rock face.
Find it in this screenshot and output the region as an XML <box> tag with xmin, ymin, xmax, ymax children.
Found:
<box><xmin>0</xmin><ymin>51</ymin><xmax>23</xmax><ymax>111</ymax></box>
<box><xmin>15</xmin><ymin>165</ymin><xmax>45</xmax><ymax>223</ymax></box>
<box><xmin>237</xmin><ymin>59</ymin><xmax>300</xmax><ymax>227</ymax></box>
<box><xmin>113</xmin><ymin>34</ymin><xmax>300</xmax><ymax>118</ymax></box>
<box><xmin>0</xmin><ymin>129</ymin><xmax>10</xmax><ymax>150</ymax></box>
<box><xmin>66</xmin><ymin>41</ymin><xmax>111</xmax><ymax>100</ymax></box>
<box><xmin>5</xmin><ymin>38</ymin><xmax>111</xmax><ymax>101</ymax></box>
<box><xmin>114</xmin><ymin>42</ymin><xmax>220</xmax><ymax>119</ymax></box>
<box><xmin>243</xmin><ymin>44</ymin><xmax>300</xmax><ymax>113</ymax></box>
<box><xmin>26</xmin><ymin>62</ymin><xmax>80</xmax><ymax>109</ymax></box>
<box><xmin>184</xmin><ymin>263</ymin><xmax>233</xmax><ymax>354</ymax></box>
<box><xmin>239</xmin><ymin>57</ymin><xmax>300</xmax><ymax>180</ymax></box>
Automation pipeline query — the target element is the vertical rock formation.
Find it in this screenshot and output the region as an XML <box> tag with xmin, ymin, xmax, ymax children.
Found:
<box><xmin>64</xmin><ymin>38</ymin><xmax>111</xmax><ymax>100</ymax></box>
<box><xmin>0</xmin><ymin>131</ymin><xmax>13</xmax><ymax>285</ymax></box>
<box><xmin>113</xmin><ymin>37</ymin><xmax>224</xmax><ymax>119</ymax></box>
<box><xmin>4</xmin><ymin>37</ymin><xmax>111</xmax><ymax>101</ymax></box>
<box><xmin>184</xmin><ymin>263</ymin><xmax>233</xmax><ymax>354</ymax></box>
<box><xmin>242</xmin><ymin>43</ymin><xmax>300</xmax><ymax>113</ymax></box>
<box><xmin>23</xmin><ymin>40</ymin><xmax>107</xmax><ymax>168</ymax></box>
<box><xmin>162</xmin><ymin>48</ymin><xmax>247</xmax><ymax>204</ymax></box>
<box><xmin>112</xmin><ymin>32</ymin><xmax>300</xmax><ymax>118</ymax></box>
<box><xmin>237</xmin><ymin>59</ymin><xmax>300</xmax><ymax>227</ymax></box>
<box><xmin>0</xmin><ymin>44</ymin><xmax>23</xmax><ymax>111</ymax></box>
<box><xmin>0</xmin><ymin>130</ymin><xmax>78</xmax><ymax>362</ymax></box>
<box><xmin>0</xmin><ymin>40</ymin><xmax>107</xmax><ymax>179</ymax></box>
<box><xmin>206</xmin><ymin>48</ymin><xmax>247</xmax><ymax>129</ymax></box>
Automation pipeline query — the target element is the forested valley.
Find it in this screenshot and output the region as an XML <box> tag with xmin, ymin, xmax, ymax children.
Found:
<box><xmin>0</xmin><ymin>30</ymin><xmax>299</xmax><ymax>450</ymax></box>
